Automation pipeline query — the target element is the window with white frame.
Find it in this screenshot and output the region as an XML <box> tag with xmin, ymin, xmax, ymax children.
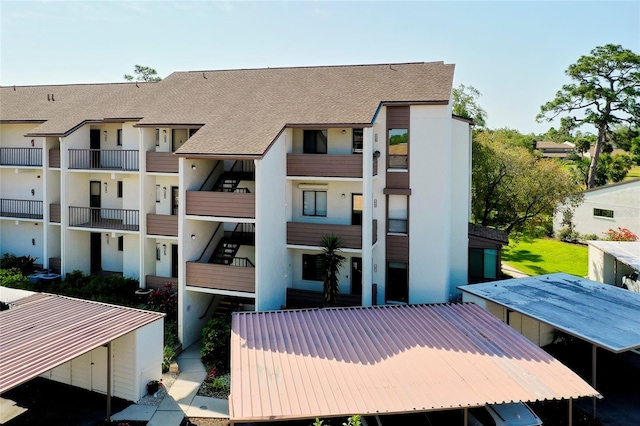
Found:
<box><xmin>303</xmin><ymin>190</ymin><xmax>327</xmax><ymax>217</ymax></box>
<box><xmin>388</xmin><ymin>195</ymin><xmax>408</xmax><ymax>234</ymax></box>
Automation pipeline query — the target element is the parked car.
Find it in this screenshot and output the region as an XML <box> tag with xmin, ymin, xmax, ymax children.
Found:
<box><xmin>468</xmin><ymin>402</ymin><xmax>542</xmax><ymax>426</ymax></box>
<box><xmin>622</xmin><ymin>272</ymin><xmax>640</xmax><ymax>293</ymax></box>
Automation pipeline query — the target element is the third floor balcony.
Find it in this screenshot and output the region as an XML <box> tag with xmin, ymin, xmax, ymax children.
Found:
<box><xmin>287</xmin><ymin>219</ymin><xmax>377</xmax><ymax>249</ymax></box>
<box><xmin>68</xmin><ymin>149</ymin><xmax>139</xmax><ymax>171</ymax></box>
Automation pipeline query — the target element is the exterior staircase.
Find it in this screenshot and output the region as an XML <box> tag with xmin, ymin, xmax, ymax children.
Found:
<box><xmin>208</xmin><ymin>223</ymin><xmax>255</xmax><ymax>265</ymax></box>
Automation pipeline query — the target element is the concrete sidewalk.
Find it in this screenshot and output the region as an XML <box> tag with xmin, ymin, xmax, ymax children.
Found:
<box><xmin>501</xmin><ymin>263</ymin><xmax>529</xmax><ymax>278</ymax></box>
<box><xmin>111</xmin><ymin>341</ymin><xmax>229</xmax><ymax>426</ymax></box>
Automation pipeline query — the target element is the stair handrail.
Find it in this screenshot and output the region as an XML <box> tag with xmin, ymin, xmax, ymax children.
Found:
<box><xmin>196</xmin><ymin>222</ymin><xmax>223</xmax><ymax>262</ymax></box>
<box><xmin>198</xmin><ymin>160</ymin><xmax>222</xmax><ymax>191</ymax></box>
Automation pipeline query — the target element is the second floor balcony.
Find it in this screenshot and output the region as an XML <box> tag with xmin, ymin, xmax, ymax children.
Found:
<box><xmin>186</xmin><ymin>191</ymin><xmax>255</xmax><ymax>218</ymax></box>
<box><xmin>147</xmin><ymin>213</ymin><xmax>178</xmax><ymax>237</ymax></box>
<box><xmin>0</xmin><ymin>199</ymin><xmax>43</xmax><ymax>220</ymax></box>
<box><xmin>146</xmin><ymin>151</ymin><xmax>179</xmax><ymax>173</ymax></box>
<box><xmin>0</xmin><ymin>148</ymin><xmax>42</xmax><ymax>167</ymax></box>
<box><xmin>69</xmin><ymin>149</ymin><xmax>139</xmax><ymax>171</ymax></box>
<box><xmin>287</xmin><ymin>220</ymin><xmax>377</xmax><ymax>249</ymax></box>
<box><xmin>287</xmin><ymin>154</ymin><xmax>364</xmax><ymax>178</ymax></box>
<box><xmin>186</xmin><ymin>261</ymin><xmax>255</xmax><ymax>294</ymax></box>
<box><xmin>68</xmin><ymin>206</ymin><xmax>139</xmax><ymax>231</ymax></box>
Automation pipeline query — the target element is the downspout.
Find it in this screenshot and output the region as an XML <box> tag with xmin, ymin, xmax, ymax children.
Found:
<box><xmin>106</xmin><ymin>341</ymin><xmax>112</xmax><ymax>421</ymax></box>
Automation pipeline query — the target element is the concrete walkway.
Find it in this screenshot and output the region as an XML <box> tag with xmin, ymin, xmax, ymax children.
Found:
<box><xmin>501</xmin><ymin>262</ymin><xmax>529</xmax><ymax>278</ymax></box>
<box><xmin>111</xmin><ymin>341</ymin><xmax>229</xmax><ymax>425</ymax></box>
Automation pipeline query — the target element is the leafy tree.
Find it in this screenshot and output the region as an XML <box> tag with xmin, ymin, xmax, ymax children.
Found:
<box><xmin>474</xmin><ymin>128</ymin><xmax>536</xmax><ymax>152</ymax></box>
<box><xmin>537</xmin><ymin>44</ymin><xmax>640</xmax><ymax>189</ymax></box>
<box><xmin>572</xmin><ymin>153</ymin><xmax>633</xmax><ymax>186</ymax></box>
<box><xmin>574</xmin><ymin>137</ymin><xmax>592</xmax><ymax>157</ymax></box>
<box><xmin>320</xmin><ymin>234</ymin><xmax>345</xmax><ymax>307</ymax></box>
<box><xmin>124</xmin><ymin>64</ymin><xmax>162</xmax><ymax>82</ymax></box>
<box><xmin>472</xmin><ymin>132</ymin><xmax>583</xmax><ymax>235</ymax></box>
<box><xmin>452</xmin><ymin>84</ymin><xmax>487</xmax><ymax>127</ymax></box>
<box><xmin>610</xmin><ymin>125</ymin><xmax>639</xmax><ymax>151</ymax></box>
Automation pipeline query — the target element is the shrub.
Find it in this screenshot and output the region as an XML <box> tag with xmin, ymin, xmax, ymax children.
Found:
<box><xmin>148</xmin><ymin>282</ymin><xmax>178</xmax><ymax>322</ymax></box>
<box><xmin>201</xmin><ymin>315</ymin><xmax>232</xmax><ymax>374</ymax></box>
<box><xmin>581</xmin><ymin>234</ymin><xmax>599</xmax><ymax>241</ymax></box>
<box><xmin>602</xmin><ymin>227</ymin><xmax>638</xmax><ymax>242</ymax></box>
<box><xmin>0</xmin><ymin>268</ymin><xmax>29</xmax><ymax>288</ymax></box>
<box><xmin>0</xmin><ymin>253</ymin><xmax>39</xmax><ymax>275</ymax></box>
<box><xmin>557</xmin><ymin>227</ymin><xmax>580</xmax><ymax>244</ymax></box>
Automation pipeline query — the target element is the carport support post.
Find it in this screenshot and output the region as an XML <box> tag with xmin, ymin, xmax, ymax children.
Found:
<box><xmin>568</xmin><ymin>397</ymin><xmax>573</xmax><ymax>426</ymax></box>
<box><xmin>592</xmin><ymin>344</ymin><xmax>597</xmax><ymax>419</ymax></box>
<box><xmin>107</xmin><ymin>341</ymin><xmax>112</xmax><ymax>421</ymax></box>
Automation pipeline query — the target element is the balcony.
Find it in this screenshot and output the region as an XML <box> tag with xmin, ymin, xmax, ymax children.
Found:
<box><xmin>68</xmin><ymin>149</ymin><xmax>139</xmax><ymax>171</ymax></box>
<box><xmin>186</xmin><ymin>191</ymin><xmax>255</xmax><ymax>218</ymax></box>
<box><xmin>287</xmin><ymin>220</ymin><xmax>377</xmax><ymax>249</ymax></box>
<box><xmin>49</xmin><ymin>204</ymin><xmax>61</xmax><ymax>223</ymax></box>
<box><xmin>68</xmin><ymin>206</ymin><xmax>139</xmax><ymax>231</ymax></box>
<box><xmin>0</xmin><ymin>148</ymin><xmax>42</xmax><ymax>167</ymax></box>
<box><xmin>0</xmin><ymin>199</ymin><xmax>43</xmax><ymax>219</ymax></box>
<box><xmin>287</xmin><ymin>154</ymin><xmax>364</xmax><ymax>178</ymax></box>
<box><xmin>147</xmin><ymin>151</ymin><xmax>179</xmax><ymax>173</ymax></box>
<box><xmin>147</xmin><ymin>214</ymin><xmax>178</xmax><ymax>237</ymax></box>
<box><xmin>186</xmin><ymin>261</ymin><xmax>255</xmax><ymax>293</ymax></box>
<box><xmin>145</xmin><ymin>275</ymin><xmax>179</xmax><ymax>290</ymax></box>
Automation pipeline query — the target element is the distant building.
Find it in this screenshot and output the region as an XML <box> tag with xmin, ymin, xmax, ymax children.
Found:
<box><xmin>533</xmin><ymin>140</ymin><xmax>575</xmax><ymax>159</ymax></box>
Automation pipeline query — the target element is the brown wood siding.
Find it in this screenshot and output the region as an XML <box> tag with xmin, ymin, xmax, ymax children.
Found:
<box><xmin>49</xmin><ymin>150</ymin><xmax>60</xmax><ymax>168</ymax></box>
<box><xmin>186</xmin><ymin>191</ymin><xmax>255</xmax><ymax>218</ymax></box>
<box><xmin>49</xmin><ymin>204</ymin><xmax>61</xmax><ymax>223</ymax></box>
<box><xmin>145</xmin><ymin>275</ymin><xmax>178</xmax><ymax>290</ymax></box>
<box><xmin>147</xmin><ymin>151</ymin><xmax>179</xmax><ymax>173</ymax></box>
<box><xmin>147</xmin><ymin>214</ymin><xmax>178</xmax><ymax>237</ymax></box>
<box><xmin>287</xmin><ymin>222</ymin><xmax>362</xmax><ymax>249</ymax></box>
<box><xmin>186</xmin><ymin>262</ymin><xmax>255</xmax><ymax>293</ymax></box>
<box><xmin>386</xmin><ymin>106</ymin><xmax>410</xmax><ymax>127</ymax></box>
<box><xmin>286</xmin><ymin>288</ymin><xmax>361</xmax><ymax>309</ymax></box>
<box><xmin>386</xmin><ymin>234</ymin><xmax>409</xmax><ymax>262</ymax></box>
<box><xmin>372</xmin><ymin>219</ymin><xmax>378</xmax><ymax>245</ymax></box>
<box><xmin>287</xmin><ymin>154</ymin><xmax>363</xmax><ymax>178</ymax></box>
<box><xmin>386</xmin><ymin>172</ymin><xmax>410</xmax><ymax>189</ymax></box>
<box><xmin>48</xmin><ymin>257</ymin><xmax>61</xmax><ymax>274</ymax></box>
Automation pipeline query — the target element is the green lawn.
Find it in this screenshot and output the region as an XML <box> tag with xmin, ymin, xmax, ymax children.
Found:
<box><xmin>625</xmin><ymin>165</ymin><xmax>640</xmax><ymax>180</ymax></box>
<box><xmin>502</xmin><ymin>238</ymin><xmax>588</xmax><ymax>277</ymax></box>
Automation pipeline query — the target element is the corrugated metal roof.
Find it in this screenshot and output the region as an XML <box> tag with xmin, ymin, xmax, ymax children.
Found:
<box><xmin>0</xmin><ymin>293</ymin><xmax>164</xmax><ymax>393</ymax></box>
<box><xmin>459</xmin><ymin>273</ymin><xmax>640</xmax><ymax>353</ymax></box>
<box><xmin>588</xmin><ymin>241</ymin><xmax>640</xmax><ymax>271</ymax></box>
<box><xmin>230</xmin><ymin>303</ymin><xmax>597</xmax><ymax>422</ymax></box>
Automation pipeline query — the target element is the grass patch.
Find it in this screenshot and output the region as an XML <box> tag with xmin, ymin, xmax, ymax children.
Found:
<box><xmin>502</xmin><ymin>237</ymin><xmax>588</xmax><ymax>277</ymax></box>
<box><xmin>624</xmin><ymin>165</ymin><xmax>640</xmax><ymax>180</ymax></box>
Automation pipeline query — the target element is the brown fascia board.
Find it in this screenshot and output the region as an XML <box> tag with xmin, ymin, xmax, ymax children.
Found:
<box><xmin>102</xmin><ymin>117</ymin><xmax>143</xmax><ymax>123</ymax></box>
<box><xmin>134</xmin><ymin>123</ymin><xmax>205</xmax><ymax>129</ymax></box>
<box><xmin>175</xmin><ymin>153</ymin><xmax>262</xmax><ymax>160</ymax></box>
<box><xmin>452</xmin><ymin>114</ymin><xmax>475</xmax><ymax>124</ymax></box>
<box><xmin>286</xmin><ymin>123</ymin><xmax>373</xmax><ymax>129</ymax></box>
<box><xmin>381</xmin><ymin>100</ymin><xmax>449</xmax><ymax>106</ymax></box>
<box><xmin>0</xmin><ymin>120</ymin><xmax>47</xmax><ymax>124</ymax></box>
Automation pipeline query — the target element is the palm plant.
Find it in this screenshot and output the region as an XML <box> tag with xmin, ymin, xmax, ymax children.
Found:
<box><xmin>320</xmin><ymin>234</ymin><xmax>345</xmax><ymax>307</ymax></box>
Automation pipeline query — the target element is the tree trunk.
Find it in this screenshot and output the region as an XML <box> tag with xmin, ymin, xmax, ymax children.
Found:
<box><xmin>587</xmin><ymin>104</ymin><xmax>611</xmax><ymax>189</ymax></box>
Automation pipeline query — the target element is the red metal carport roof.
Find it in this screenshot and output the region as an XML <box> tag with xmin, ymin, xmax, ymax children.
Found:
<box><xmin>0</xmin><ymin>293</ymin><xmax>164</xmax><ymax>394</ymax></box>
<box><xmin>230</xmin><ymin>303</ymin><xmax>598</xmax><ymax>422</ymax></box>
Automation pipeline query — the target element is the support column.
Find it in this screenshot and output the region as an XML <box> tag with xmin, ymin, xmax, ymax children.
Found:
<box><xmin>592</xmin><ymin>344</ymin><xmax>597</xmax><ymax>419</ymax></box>
<box><xmin>106</xmin><ymin>341</ymin><xmax>112</xmax><ymax>421</ymax></box>
<box><xmin>362</xmin><ymin>127</ymin><xmax>374</xmax><ymax>306</ymax></box>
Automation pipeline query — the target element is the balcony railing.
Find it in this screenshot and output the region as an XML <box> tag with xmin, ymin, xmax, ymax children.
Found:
<box><xmin>186</xmin><ymin>191</ymin><xmax>255</xmax><ymax>218</ymax></box>
<box><xmin>287</xmin><ymin>154</ymin><xmax>363</xmax><ymax>178</ymax></box>
<box><xmin>0</xmin><ymin>148</ymin><xmax>42</xmax><ymax>167</ymax></box>
<box><xmin>68</xmin><ymin>149</ymin><xmax>139</xmax><ymax>171</ymax></box>
<box><xmin>0</xmin><ymin>199</ymin><xmax>43</xmax><ymax>219</ymax></box>
<box><xmin>147</xmin><ymin>214</ymin><xmax>178</xmax><ymax>236</ymax></box>
<box><xmin>146</xmin><ymin>151</ymin><xmax>179</xmax><ymax>173</ymax></box>
<box><xmin>287</xmin><ymin>219</ymin><xmax>377</xmax><ymax>249</ymax></box>
<box><xmin>186</xmin><ymin>261</ymin><xmax>255</xmax><ymax>293</ymax></box>
<box><xmin>68</xmin><ymin>206</ymin><xmax>139</xmax><ymax>231</ymax></box>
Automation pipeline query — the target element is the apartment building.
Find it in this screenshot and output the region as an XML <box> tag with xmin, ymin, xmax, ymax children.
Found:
<box><xmin>0</xmin><ymin>62</ymin><xmax>472</xmax><ymax>346</ymax></box>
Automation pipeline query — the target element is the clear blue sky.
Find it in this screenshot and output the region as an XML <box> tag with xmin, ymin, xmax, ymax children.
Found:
<box><xmin>1</xmin><ymin>1</ymin><xmax>638</xmax><ymax>134</ymax></box>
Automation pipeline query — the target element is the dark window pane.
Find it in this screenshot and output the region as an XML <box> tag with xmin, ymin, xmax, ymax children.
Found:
<box><xmin>386</xmin><ymin>262</ymin><xmax>408</xmax><ymax>302</ymax></box>
<box><xmin>303</xmin><ymin>254</ymin><xmax>325</xmax><ymax>281</ymax></box>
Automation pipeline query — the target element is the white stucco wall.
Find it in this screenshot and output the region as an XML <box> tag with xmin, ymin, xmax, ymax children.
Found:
<box><xmin>65</xmin><ymin>230</ymin><xmax>91</xmax><ymax>273</ymax></box>
<box><xmin>0</xmin><ymin>221</ymin><xmax>44</xmax><ymax>260</ymax></box>
<box><xmin>0</xmin><ymin>123</ymin><xmax>42</xmax><ymax>148</ymax></box>
<box><xmin>256</xmin><ymin>133</ymin><xmax>289</xmax><ymax>310</ymax></box>
<box><xmin>289</xmin><ymin>249</ymin><xmax>355</xmax><ymax>294</ymax></box>
<box><xmin>153</xmin><ymin>238</ymin><xmax>177</xmax><ymax>278</ymax></box>
<box><xmin>0</xmin><ymin>168</ymin><xmax>42</xmax><ymax>200</ymax></box>
<box><xmin>555</xmin><ymin>179</ymin><xmax>640</xmax><ymax>238</ymax></box>
<box><xmin>408</xmin><ymin>104</ymin><xmax>452</xmax><ymax>303</ymax></box>
<box><xmin>291</xmin><ymin>180</ymin><xmax>362</xmax><ymax>225</ymax></box>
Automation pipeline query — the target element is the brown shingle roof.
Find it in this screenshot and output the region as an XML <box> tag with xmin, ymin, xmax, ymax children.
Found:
<box><xmin>468</xmin><ymin>223</ymin><xmax>509</xmax><ymax>244</ymax></box>
<box><xmin>0</xmin><ymin>82</ymin><xmax>158</xmax><ymax>136</ymax></box>
<box><xmin>2</xmin><ymin>62</ymin><xmax>455</xmax><ymax>155</ymax></box>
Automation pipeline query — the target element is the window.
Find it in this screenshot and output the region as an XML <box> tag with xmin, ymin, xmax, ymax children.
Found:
<box><xmin>156</xmin><ymin>244</ymin><xmax>161</xmax><ymax>261</ymax></box>
<box><xmin>117</xmin><ymin>181</ymin><xmax>123</xmax><ymax>198</ymax></box>
<box><xmin>388</xmin><ymin>128</ymin><xmax>408</xmax><ymax>169</ymax></box>
<box><xmin>117</xmin><ymin>236</ymin><xmax>124</xmax><ymax>252</ymax></box>
<box><xmin>156</xmin><ymin>185</ymin><xmax>161</xmax><ymax>203</ymax></box>
<box><xmin>155</xmin><ymin>129</ymin><xmax>160</xmax><ymax>147</ymax></box>
<box><xmin>352</xmin><ymin>128</ymin><xmax>364</xmax><ymax>153</ymax></box>
<box><xmin>303</xmin><ymin>191</ymin><xmax>327</xmax><ymax>216</ymax></box>
<box><xmin>303</xmin><ymin>130</ymin><xmax>327</xmax><ymax>154</ymax></box>
<box><xmin>469</xmin><ymin>248</ymin><xmax>498</xmax><ymax>282</ymax></box>
<box><xmin>302</xmin><ymin>254</ymin><xmax>325</xmax><ymax>281</ymax></box>
<box><xmin>388</xmin><ymin>195</ymin><xmax>408</xmax><ymax>234</ymax></box>
<box><xmin>594</xmin><ymin>208</ymin><xmax>614</xmax><ymax>218</ymax></box>
<box><xmin>352</xmin><ymin>194</ymin><xmax>363</xmax><ymax>225</ymax></box>
<box><xmin>386</xmin><ymin>262</ymin><xmax>408</xmax><ymax>303</ymax></box>
<box><xmin>116</xmin><ymin>129</ymin><xmax>122</xmax><ymax>146</ymax></box>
